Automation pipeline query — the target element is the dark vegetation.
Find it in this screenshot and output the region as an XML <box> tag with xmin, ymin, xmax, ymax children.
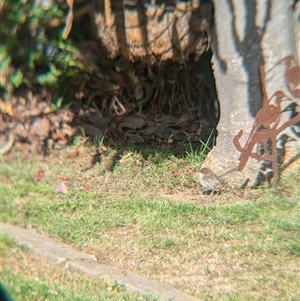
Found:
<box><xmin>1</xmin><ymin>0</ymin><xmax>218</xmax><ymax>156</ymax></box>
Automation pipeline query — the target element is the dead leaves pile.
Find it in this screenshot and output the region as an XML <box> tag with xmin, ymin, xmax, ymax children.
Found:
<box><xmin>1</xmin><ymin>91</ymin><xmax>215</xmax><ymax>156</ymax></box>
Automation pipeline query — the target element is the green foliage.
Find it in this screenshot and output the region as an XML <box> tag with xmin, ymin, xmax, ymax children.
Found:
<box><xmin>186</xmin><ymin>130</ymin><xmax>215</xmax><ymax>165</ymax></box>
<box><xmin>1</xmin><ymin>0</ymin><xmax>87</xmax><ymax>106</ymax></box>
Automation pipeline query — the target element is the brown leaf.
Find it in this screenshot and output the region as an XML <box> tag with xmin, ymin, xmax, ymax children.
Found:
<box><xmin>29</xmin><ymin>117</ymin><xmax>51</xmax><ymax>139</ymax></box>
<box><xmin>54</xmin><ymin>138</ymin><xmax>68</xmax><ymax>149</ymax></box>
<box><xmin>53</xmin><ymin>131</ymin><xmax>67</xmax><ymax>140</ymax></box>
<box><xmin>55</xmin><ymin>181</ymin><xmax>69</xmax><ymax>194</ymax></box>
<box><xmin>119</xmin><ymin>116</ymin><xmax>146</xmax><ymax>130</ymax></box>
<box><xmin>173</xmin><ymin>114</ymin><xmax>190</xmax><ymax>126</ymax></box>
<box><xmin>56</xmin><ymin>174</ymin><xmax>71</xmax><ymax>181</ymax></box>
<box><xmin>154</xmin><ymin>125</ymin><xmax>174</xmax><ymax>139</ymax></box>
<box><xmin>49</xmin><ymin>114</ymin><xmax>62</xmax><ymax>124</ymax></box>
<box><xmin>36</xmin><ymin>170</ymin><xmax>45</xmax><ymax>183</ymax></box>
<box><xmin>139</xmin><ymin>126</ymin><xmax>157</xmax><ymax>136</ymax></box>
<box><xmin>161</xmin><ymin>115</ymin><xmax>179</xmax><ymax>126</ymax></box>
<box><xmin>14</xmin><ymin>123</ymin><xmax>27</xmax><ymax>140</ymax></box>
<box><xmin>67</xmin><ymin>150</ymin><xmax>83</xmax><ymax>158</ymax></box>
<box><xmin>85</xmin><ymin>185</ymin><xmax>93</xmax><ymax>192</ymax></box>
<box><xmin>17</xmin><ymin>142</ymin><xmax>31</xmax><ymax>153</ymax></box>
<box><xmin>124</xmin><ymin>132</ymin><xmax>145</xmax><ymax>143</ymax></box>
<box><xmin>22</xmin><ymin>108</ymin><xmax>43</xmax><ymax>118</ymax></box>
<box><xmin>81</xmin><ymin>124</ymin><xmax>104</xmax><ymax>139</ymax></box>
<box><xmin>88</xmin><ymin>114</ymin><xmax>110</xmax><ymax>130</ymax></box>
<box><xmin>173</xmin><ymin>171</ymin><xmax>180</xmax><ymax>177</ymax></box>
<box><xmin>114</xmin><ymin>115</ymin><xmax>123</xmax><ymax>123</ymax></box>
<box><xmin>0</xmin><ymin>100</ymin><xmax>13</xmax><ymax>116</ymax></box>
<box><xmin>61</xmin><ymin>124</ymin><xmax>77</xmax><ymax>137</ymax></box>
<box><xmin>0</xmin><ymin>119</ymin><xmax>8</xmax><ymax>132</ymax></box>
<box><xmin>4</xmin><ymin>176</ymin><xmax>11</xmax><ymax>186</ymax></box>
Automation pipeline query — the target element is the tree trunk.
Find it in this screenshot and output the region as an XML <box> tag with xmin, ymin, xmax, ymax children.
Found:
<box><xmin>205</xmin><ymin>0</ymin><xmax>299</xmax><ymax>187</ymax></box>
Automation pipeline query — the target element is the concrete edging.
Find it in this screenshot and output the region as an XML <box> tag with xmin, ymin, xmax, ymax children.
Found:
<box><xmin>1</xmin><ymin>223</ymin><xmax>201</xmax><ymax>301</ymax></box>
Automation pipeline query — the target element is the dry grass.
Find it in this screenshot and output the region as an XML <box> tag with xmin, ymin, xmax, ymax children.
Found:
<box><xmin>1</xmin><ymin>144</ymin><xmax>299</xmax><ymax>300</ymax></box>
<box><xmin>0</xmin><ymin>235</ymin><xmax>163</xmax><ymax>301</ymax></box>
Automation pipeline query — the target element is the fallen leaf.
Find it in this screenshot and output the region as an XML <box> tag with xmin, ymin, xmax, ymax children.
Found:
<box><xmin>173</xmin><ymin>114</ymin><xmax>190</xmax><ymax>126</ymax></box>
<box><xmin>0</xmin><ymin>100</ymin><xmax>13</xmax><ymax>116</ymax></box>
<box><xmin>114</xmin><ymin>115</ymin><xmax>123</xmax><ymax>123</ymax></box>
<box><xmin>61</xmin><ymin>124</ymin><xmax>77</xmax><ymax>137</ymax></box>
<box><xmin>85</xmin><ymin>185</ymin><xmax>93</xmax><ymax>192</ymax></box>
<box><xmin>88</xmin><ymin>114</ymin><xmax>110</xmax><ymax>130</ymax></box>
<box><xmin>22</xmin><ymin>108</ymin><xmax>43</xmax><ymax>118</ymax></box>
<box><xmin>56</xmin><ymin>181</ymin><xmax>69</xmax><ymax>194</ymax></box>
<box><xmin>53</xmin><ymin>131</ymin><xmax>67</xmax><ymax>140</ymax></box>
<box><xmin>36</xmin><ymin>170</ymin><xmax>45</xmax><ymax>183</ymax></box>
<box><xmin>56</xmin><ymin>174</ymin><xmax>71</xmax><ymax>181</ymax></box>
<box><xmin>67</xmin><ymin>149</ymin><xmax>83</xmax><ymax>158</ymax></box>
<box><xmin>154</xmin><ymin>125</ymin><xmax>173</xmax><ymax>139</ymax></box>
<box><xmin>30</xmin><ymin>117</ymin><xmax>51</xmax><ymax>139</ymax></box>
<box><xmin>173</xmin><ymin>171</ymin><xmax>180</xmax><ymax>177</ymax></box>
<box><xmin>161</xmin><ymin>114</ymin><xmax>179</xmax><ymax>125</ymax></box>
<box><xmin>124</xmin><ymin>132</ymin><xmax>145</xmax><ymax>143</ymax></box>
<box><xmin>0</xmin><ymin>120</ymin><xmax>8</xmax><ymax>132</ymax></box>
<box><xmin>119</xmin><ymin>116</ymin><xmax>146</xmax><ymax>130</ymax></box>
<box><xmin>14</xmin><ymin>123</ymin><xmax>27</xmax><ymax>139</ymax></box>
<box><xmin>81</xmin><ymin>124</ymin><xmax>103</xmax><ymax>139</ymax></box>
<box><xmin>139</xmin><ymin>126</ymin><xmax>157</xmax><ymax>136</ymax></box>
<box><xmin>4</xmin><ymin>177</ymin><xmax>11</xmax><ymax>186</ymax></box>
<box><xmin>54</xmin><ymin>138</ymin><xmax>68</xmax><ymax>149</ymax></box>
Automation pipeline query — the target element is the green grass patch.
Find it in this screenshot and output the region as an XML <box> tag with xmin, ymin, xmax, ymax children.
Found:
<box><xmin>0</xmin><ymin>235</ymin><xmax>163</xmax><ymax>301</ymax></box>
<box><xmin>1</xmin><ymin>150</ymin><xmax>299</xmax><ymax>300</ymax></box>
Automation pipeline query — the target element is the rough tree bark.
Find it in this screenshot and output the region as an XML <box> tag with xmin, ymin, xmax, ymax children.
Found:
<box><xmin>93</xmin><ymin>0</ymin><xmax>300</xmax><ymax>187</ymax></box>
<box><xmin>92</xmin><ymin>0</ymin><xmax>212</xmax><ymax>62</ymax></box>
<box><xmin>205</xmin><ymin>0</ymin><xmax>300</xmax><ymax>187</ymax></box>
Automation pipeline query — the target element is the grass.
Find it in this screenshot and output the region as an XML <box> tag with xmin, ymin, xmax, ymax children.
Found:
<box><xmin>1</xmin><ymin>145</ymin><xmax>300</xmax><ymax>300</ymax></box>
<box><xmin>0</xmin><ymin>235</ymin><xmax>163</xmax><ymax>301</ymax></box>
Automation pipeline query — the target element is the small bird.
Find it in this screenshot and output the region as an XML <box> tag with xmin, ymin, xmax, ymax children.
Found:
<box><xmin>198</xmin><ymin>167</ymin><xmax>224</xmax><ymax>195</ymax></box>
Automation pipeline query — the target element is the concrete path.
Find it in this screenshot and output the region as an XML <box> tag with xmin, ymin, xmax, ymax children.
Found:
<box><xmin>1</xmin><ymin>223</ymin><xmax>201</xmax><ymax>301</ymax></box>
